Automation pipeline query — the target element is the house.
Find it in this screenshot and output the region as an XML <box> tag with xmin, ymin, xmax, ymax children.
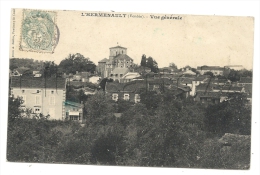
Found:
<box><xmin>89</xmin><ymin>75</ymin><xmax>101</xmax><ymax>84</ymax></box>
<box><xmin>105</xmin><ymin>81</ymin><xmax>145</xmax><ymax>103</ymax></box>
<box><xmin>64</xmin><ymin>101</ymin><xmax>84</xmax><ymax>123</ymax></box>
<box><xmin>181</xmin><ymin>66</ymin><xmax>192</xmax><ymax>71</ymax></box>
<box><xmin>10</xmin><ymin>77</ymin><xmax>66</xmax><ymax>120</ymax></box>
<box><xmin>197</xmin><ymin>66</ymin><xmax>225</xmax><ymax>76</ymax></box>
<box><xmin>237</xmin><ymin>77</ymin><xmax>252</xmax><ymax>86</ymax></box>
<box><xmin>72</xmin><ymin>71</ymin><xmax>89</xmax><ymax>81</ymax></box>
<box><xmin>195</xmin><ymin>92</ymin><xmax>221</xmax><ymax>104</ymax></box>
<box><xmin>11</xmin><ymin>67</ymin><xmax>30</xmax><ymax>76</ymax></box>
<box><xmin>33</xmin><ymin>71</ymin><xmax>42</xmax><ymax>77</ymax></box>
<box><xmin>221</xmin><ymin>85</ymin><xmax>245</xmax><ymax>93</ymax></box>
<box><xmin>109</xmin><ymin>67</ymin><xmax>129</xmax><ymax>83</ymax></box>
<box><xmin>182</xmin><ymin>69</ymin><xmax>196</xmax><ymax>76</ymax></box>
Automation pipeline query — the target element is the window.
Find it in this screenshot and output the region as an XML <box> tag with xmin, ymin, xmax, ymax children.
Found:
<box><xmin>112</xmin><ymin>93</ymin><xmax>118</xmax><ymax>101</ymax></box>
<box><xmin>115</xmin><ymin>74</ymin><xmax>118</xmax><ymax>77</ymax></box>
<box><xmin>120</xmin><ymin>74</ymin><xmax>123</xmax><ymax>77</ymax></box>
<box><xmin>49</xmin><ymin>96</ymin><xmax>55</xmax><ymax>105</ymax></box>
<box><xmin>34</xmin><ymin>107</ymin><xmax>41</xmax><ymax>114</ymax></box>
<box><xmin>37</xmin><ymin>90</ymin><xmax>40</xmax><ymax>93</ymax></box>
<box><xmin>126</xmin><ymin>61</ymin><xmax>129</xmax><ymax>64</ymax></box>
<box><xmin>110</xmin><ymin>74</ymin><xmax>113</xmax><ymax>77</ymax></box>
<box><xmin>35</xmin><ymin>95</ymin><xmax>41</xmax><ymax>105</ymax></box>
<box><xmin>135</xmin><ymin>94</ymin><xmax>140</xmax><ymax>103</ymax></box>
<box><xmin>20</xmin><ymin>95</ymin><xmax>26</xmax><ymax>104</ymax></box>
<box><xmin>51</xmin><ymin>91</ymin><xmax>54</xmax><ymax>94</ymax></box>
<box><xmin>124</xmin><ymin>93</ymin><xmax>130</xmax><ymax>101</ymax></box>
<box><xmin>22</xmin><ymin>90</ymin><xmax>25</xmax><ymax>93</ymax></box>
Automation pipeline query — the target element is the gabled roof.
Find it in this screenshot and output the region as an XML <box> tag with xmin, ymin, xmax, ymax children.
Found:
<box><xmin>238</xmin><ymin>77</ymin><xmax>252</xmax><ymax>84</ymax></box>
<box><xmin>114</xmin><ymin>54</ymin><xmax>133</xmax><ymax>61</ymax></box>
<box><xmin>122</xmin><ymin>72</ymin><xmax>140</xmax><ymax>79</ymax></box>
<box><xmin>197</xmin><ymin>66</ymin><xmax>224</xmax><ymax>71</ymax></box>
<box><xmin>194</xmin><ymin>75</ymin><xmax>210</xmax><ymax>81</ymax></box>
<box><xmin>196</xmin><ymin>91</ymin><xmax>221</xmax><ymax>99</ymax></box>
<box><xmin>222</xmin><ymin>85</ymin><xmax>244</xmax><ymax>91</ymax></box>
<box><xmin>111</xmin><ymin>67</ymin><xmax>129</xmax><ymax>75</ymax></box>
<box><xmin>106</xmin><ymin>81</ymin><xmax>146</xmax><ymax>93</ymax></box>
<box><xmin>13</xmin><ymin>67</ymin><xmax>30</xmax><ymax>74</ymax></box>
<box><xmin>109</xmin><ymin>46</ymin><xmax>127</xmax><ymax>49</ymax></box>
<box><xmin>64</xmin><ymin>101</ymin><xmax>83</xmax><ymax>108</ymax></box>
<box><xmin>98</xmin><ymin>58</ymin><xmax>109</xmax><ymax>63</ymax></box>
<box><xmin>11</xmin><ymin>77</ymin><xmax>66</xmax><ymax>89</ymax></box>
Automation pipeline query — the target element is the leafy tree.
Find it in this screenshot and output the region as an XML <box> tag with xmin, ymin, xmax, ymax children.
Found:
<box><xmin>204</xmin><ymin>71</ymin><xmax>214</xmax><ymax>77</ymax></box>
<box><xmin>227</xmin><ymin>69</ymin><xmax>241</xmax><ymax>82</ymax></box>
<box><xmin>99</xmin><ymin>78</ymin><xmax>113</xmax><ymax>91</ymax></box>
<box><xmin>59</xmin><ymin>53</ymin><xmax>96</xmax><ymax>74</ymax></box>
<box><xmin>140</xmin><ymin>54</ymin><xmax>146</xmax><ymax>67</ymax></box>
<box><xmin>146</xmin><ymin>56</ymin><xmax>159</xmax><ymax>73</ymax></box>
<box><xmin>169</xmin><ymin>62</ymin><xmax>178</xmax><ymax>70</ymax></box>
<box><xmin>84</xmin><ymin>92</ymin><xmax>116</xmax><ymax>124</ymax></box>
<box><xmin>204</xmin><ymin>93</ymin><xmax>251</xmax><ymax>136</ymax></box>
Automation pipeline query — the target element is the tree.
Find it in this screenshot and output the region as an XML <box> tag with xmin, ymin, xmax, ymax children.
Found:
<box><xmin>99</xmin><ymin>78</ymin><xmax>113</xmax><ymax>91</ymax></box>
<box><xmin>59</xmin><ymin>53</ymin><xmax>96</xmax><ymax>74</ymax></box>
<box><xmin>204</xmin><ymin>71</ymin><xmax>214</xmax><ymax>77</ymax></box>
<box><xmin>204</xmin><ymin>93</ymin><xmax>251</xmax><ymax>136</ymax></box>
<box><xmin>84</xmin><ymin>92</ymin><xmax>116</xmax><ymax>123</ymax></box>
<box><xmin>41</xmin><ymin>61</ymin><xmax>58</xmax><ymax>78</ymax></box>
<box><xmin>169</xmin><ymin>62</ymin><xmax>178</xmax><ymax>70</ymax></box>
<box><xmin>140</xmin><ymin>54</ymin><xmax>146</xmax><ymax>67</ymax></box>
<box><xmin>146</xmin><ymin>56</ymin><xmax>159</xmax><ymax>73</ymax></box>
<box><xmin>227</xmin><ymin>69</ymin><xmax>241</xmax><ymax>82</ymax></box>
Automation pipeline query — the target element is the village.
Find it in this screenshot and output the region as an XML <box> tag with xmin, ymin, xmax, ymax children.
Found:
<box><xmin>7</xmin><ymin>45</ymin><xmax>253</xmax><ymax>168</ymax></box>
<box><xmin>9</xmin><ymin>45</ymin><xmax>252</xmax><ymax>123</ymax></box>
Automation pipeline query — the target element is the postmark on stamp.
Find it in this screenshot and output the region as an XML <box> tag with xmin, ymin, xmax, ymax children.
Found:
<box><xmin>19</xmin><ymin>9</ymin><xmax>59</xmax><ymax>53</ymax></box>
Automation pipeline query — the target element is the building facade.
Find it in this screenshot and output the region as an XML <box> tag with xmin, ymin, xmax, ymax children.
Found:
<box><xmin>97</xmin><ymin>46</ymin><xmax>134</xmax><ymax>78</ymax></box>
<box><xmin>10</xmin><ymin>77</ymin><xmax>66</xmax><ymax>120</ymax></box>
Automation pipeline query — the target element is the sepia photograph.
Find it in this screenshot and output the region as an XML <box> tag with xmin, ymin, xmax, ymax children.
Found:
<box><xmin>1</xmin><ymin>1</ymin><xmax>259</xmax><ymax>175</ymax></box>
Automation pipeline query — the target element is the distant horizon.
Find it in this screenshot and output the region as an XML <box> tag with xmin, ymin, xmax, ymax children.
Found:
<box><xmin>9</xmin><ymin>56</ymin><xmax>252</xmax><ymax>71</ymax></box>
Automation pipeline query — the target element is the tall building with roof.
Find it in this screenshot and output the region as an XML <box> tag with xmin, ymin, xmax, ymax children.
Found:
<box><xmin>10</xmin><ymin>77</ymin><xmax>66</xmax><ymax>120</ymax></box>
<box><xmin>98</xmin><ymin>45</ymin><xmax>134</xmax><ymax>78</ymax></box>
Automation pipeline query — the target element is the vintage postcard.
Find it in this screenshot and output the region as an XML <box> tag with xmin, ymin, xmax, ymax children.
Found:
<box><xmin>7</xmin><ymin>8</ymin><xmax>254</xmax><ymax>169</ymax></box>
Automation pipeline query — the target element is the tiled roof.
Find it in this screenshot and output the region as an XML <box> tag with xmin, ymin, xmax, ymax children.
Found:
<box><xmin>197</xmin><ymin>66</ymin><xmax>224</xmax><ymax>71</ymax></box>
<box><xmin>222</xmin><ymin>85</ymin><xmax>243</xmax><ymax>91</ymax></box>
<box><xmin>64</xmin><ymin>101</ymin><xmax>83</xmax><ymax>107</ymax></box>
<box><xmin>111</xmin><ymin>67</ymin><xmax>129</xmax><ymax>75</ymax></box>
<box><xmin>11</xmin><ymin>77</ymin><xmax>66</xmax><ymax>89</ymax></box>
<box><xmin>106</xmin><ymin>81</ymin><xmax>146</xmax><ymax>93</ymax></box>
<box><xmin>238</xmin><ymin>77</ymin><xmax>252</xmax><ymax>84</ymax></box>
<box><xmin>194</xmin><ymin>75</ymin><xmax>210</xmax><ymax>81</ymax></box>
<box><xmin>109</xmin><ymin>46</ymin><xmax>127</xmax><ymax>49</ymax></box>
<box><xmin>114</xmin><ymin>54</ymin><xmax>133</xmax><ymax>61</ymax></box>
<box><xmin>180</xmin><ymin>77</ymin><xmax>194</xmax><ymax>84</ymax></box>
<box><xmin>14</xmin><ymin>67</ymin><xmax>30</xmax><ymax>74</ymax></box>
<box><xmin>98</xmin><ymin>58</ymin><xmax>109</xmax><ymax>63</ymax></box>
<box><xmin>243</xmin><ymin>84</ymin><xmax>252</xmax><ymax>93</ymax></box>
<box><xmin>197</xmin><ymin>91</ymin><xmax>221</xmax><ymax>98</ymax></box>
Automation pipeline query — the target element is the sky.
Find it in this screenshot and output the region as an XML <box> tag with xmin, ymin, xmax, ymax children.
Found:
<box><xmin>10</xmin><ymin>9</ymin><xmax>254</xmax><ymax>70</ymax></box>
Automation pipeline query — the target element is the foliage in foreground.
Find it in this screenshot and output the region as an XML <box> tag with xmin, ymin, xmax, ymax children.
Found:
<box><xmin>7</xmin><ymin>92</ymin><xmax>251</xmax><ymax>169</ymax></box>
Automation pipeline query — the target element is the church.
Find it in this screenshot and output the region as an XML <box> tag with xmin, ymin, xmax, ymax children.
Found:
<box><xmin>97</xmin><ymin>45</ymin><xmax>134</xmax><ymax>79</ymax></box>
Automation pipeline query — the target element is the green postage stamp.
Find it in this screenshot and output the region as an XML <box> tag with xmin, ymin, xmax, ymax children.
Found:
<box><xmin>19</xmin><ymin>9</ymin><xmax>59</xmax><ymax>53</ymax></box>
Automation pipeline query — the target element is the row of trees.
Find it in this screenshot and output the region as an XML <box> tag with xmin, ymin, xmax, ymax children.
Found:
<box><xmin>10</xmin><ymin>53</ymin><xmax>97</xmax><ymax>77</ymax></box>
<box><xmin>7</xmin><ymin>90</ymin><xmax>251</xmax><ymax>168</ymax></box>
